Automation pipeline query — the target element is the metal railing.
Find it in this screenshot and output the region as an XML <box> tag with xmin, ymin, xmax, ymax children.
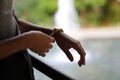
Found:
<box><xmin>30</xmin><ymin>55</ymin><xmax>75</xmax><ymax>80</ymax></box>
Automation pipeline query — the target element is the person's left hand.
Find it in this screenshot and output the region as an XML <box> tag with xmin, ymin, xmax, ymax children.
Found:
<box><xmin>53</xmin><ymin>32</ymin><xmax>86</xmax><ymax>67</ymax></box>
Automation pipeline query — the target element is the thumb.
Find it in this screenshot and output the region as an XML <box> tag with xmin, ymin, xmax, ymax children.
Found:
<box><xmin>50</xmin><ymin>37</ymin><xmax>55</xmax><ymax>43</ymax></box>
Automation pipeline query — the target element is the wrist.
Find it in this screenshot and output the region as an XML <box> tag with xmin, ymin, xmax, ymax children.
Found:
<box><xmin>50</xmin><ymin>28</ymin><xmax>63</xmax><ymax>37</ymax></box>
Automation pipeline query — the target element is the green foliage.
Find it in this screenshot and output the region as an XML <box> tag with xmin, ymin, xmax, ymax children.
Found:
<box><xmin>14</xmin><ymin>0</ymin><xmax>57</xmax><ymax>27</ymax></box>
<box><xmin>14</xmin><ymin>0</ymin><xmax>120</xmax><ymax>27</ymax></box>
<box><xmin>75</xmin><ymin>0</ymin><xmax>120</xmax><ymax>27</ymax></box>
<box><xmin>75</xmin><ymin>0</ymin><xmax>106</xmax><ymax>11</ymax></box>
<box><xmin>101</xmin><ymin>0</ymin><xmax>120</xmax><ymax>25</ymax></box>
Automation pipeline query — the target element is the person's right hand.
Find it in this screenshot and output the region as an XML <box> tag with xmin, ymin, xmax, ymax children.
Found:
<box><xmin>25</xmin><ymin>31</ymin><xmax>55</xmax><ymax>57</ymax></box>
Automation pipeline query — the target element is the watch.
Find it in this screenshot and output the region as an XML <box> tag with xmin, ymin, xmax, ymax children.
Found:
<box><xmin>50</xmin><ymin>27</ymin><xmax>63</xmax><ymax>36</ymax></box>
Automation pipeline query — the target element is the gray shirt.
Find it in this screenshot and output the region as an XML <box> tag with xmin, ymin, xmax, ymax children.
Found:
<box><xmin>0</xmin><ymin>0</ymin><xmax>17</xmax><ymax>40</ymax></box>
<box><xmin>0</xmin><ymin>1</ymin><xmax>35</xmax><ymax>80</ymax></box>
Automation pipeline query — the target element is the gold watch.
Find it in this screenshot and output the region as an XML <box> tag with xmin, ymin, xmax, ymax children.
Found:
<box><xmin>50</xmin><ymin>27</ymin><xmax>63</xmax><ymax>36</ymax></box>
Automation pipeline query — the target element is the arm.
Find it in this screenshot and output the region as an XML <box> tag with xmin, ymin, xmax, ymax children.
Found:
<box><xmin>0</xmin><ymin>33</ymin><xmax>29</xmax><ymax>59</ymax></box>
<box><xmin>18</xmin><ymin>19</ymin><xmax>52</xmax><ymax>35</ymax></box>
<box><xmin>18</xmin><ymin>20</ymin><xmax>86</xmax><ymax>67</ymax></box>
<box><xmin>0</xmin><ymin>31</ymin><xmax>55</xmax><ymax>59</ymax></box>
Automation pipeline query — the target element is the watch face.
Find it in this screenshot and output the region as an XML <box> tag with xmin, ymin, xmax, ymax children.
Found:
<box><xmin>50</xmin><ymin>28</ymin><xmax>63</xmax><ymax>36</ymax></box>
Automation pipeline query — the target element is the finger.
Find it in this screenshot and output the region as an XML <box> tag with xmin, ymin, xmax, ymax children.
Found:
<box><xmin>75</xmin><ymin>42</ymin><xmax>86</xmax><ymax>55</ymax></box>
<box><xmin>74</xmin><ymin>43</ymin><xmax>86</xmax><ymax>66</ymax></box>
<box><xmin>37</xmin><ymin>50</ymin><xmax>46</xmax><ymax>57</ymax></box>
<box><xmin>78</xmin><ymin>59</ymin><xmax>83</xmax><ymax>67</ymax></box>
<box><xmin>45</xmin><ymin>48</ymin><xmax>49</xmax><ymax>53</ymax></box>
<box><xmin>62</xmin><ymin>49</ymin><xmax>74</xmax><ymax>61</ymax></box>
<box><xmin>30</xmin><ymin>48</ymin><xmax>46</xmax><ymax>57</ymax></box>
<box><xmin>78</xmin><ymin>55</ymin><xmax>86</xmax><ymax>66</ymax></box>
<box><xmin>40</xmin><ymin>52</ymin><xmax>46</xmax><ymax>57</ymax></box>
<box><xmin>77</xmin><ymin>49</ymin><xmax>86</xmax><ymax>66</ymax></box>
<box><xmin>50</xmin><ymin>37</ymin><xmax>55</xmax><ymax>43</ymax></box>
<box><xmin>49</xmin><ymin>44</ymin><xmax>53</xmax><ymax>49</ymax></box>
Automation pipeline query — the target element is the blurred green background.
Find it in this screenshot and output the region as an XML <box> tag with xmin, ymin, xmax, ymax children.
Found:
<box><xmin>14</xmin><ymin>0</ymin><xmax>120</xmax><ymax>28</ymax></box>
<box><xmin>14</xmin><ymin>0</ymin><xmax>57</xmax><ymax>27</ymax></box>
<box><xmin>75</xmin><ymin>0</ymin><xmax>120</xmax><ymax>27</ymax></box>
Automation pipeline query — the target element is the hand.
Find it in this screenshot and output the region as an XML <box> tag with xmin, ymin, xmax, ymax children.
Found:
<box><xmin>25</xmin><ymin>31</ymin><xmax>55</xmax><ymax>56</ymax></box>
<box><xmin>54</xmin><ymin>32</ymin><xmax>86</xmax><ymax>67</ymax></box>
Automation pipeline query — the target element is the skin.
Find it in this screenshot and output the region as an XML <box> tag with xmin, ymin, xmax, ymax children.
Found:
<box><xmin>0</xmin><ymin>19</ymin><xmax>86</xmax><ymax>67</ymax></box>
<box><xmin>0</xmin><ymin>31</ymin><xmax>55</xmax><ymax>58</ymax></box>
<box><xmin>53</xmin><ymin>31</ymin><xmax>86</xmax><ymax>66</ymax></box>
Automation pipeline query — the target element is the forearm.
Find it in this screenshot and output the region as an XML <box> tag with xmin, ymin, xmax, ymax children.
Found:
<box><xmin>17</xmin><ymin>19</ymin><xmax>66</xmax><ymax>41</ymax></box>
<box><xmin>0</xmin><ymin>34</ymin><xmax>29</xmax><ymax>59</ymax></box>
<box><xmin>18</xmin><ymin>19</ymin><xmax>53</xmax><ymax>35</ymax></box>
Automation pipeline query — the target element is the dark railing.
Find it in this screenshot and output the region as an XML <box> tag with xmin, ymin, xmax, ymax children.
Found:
<box><xmin>30</xmin><ymin>54</ymin><xmax>75</xmax><ymax>80</ymax></box>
